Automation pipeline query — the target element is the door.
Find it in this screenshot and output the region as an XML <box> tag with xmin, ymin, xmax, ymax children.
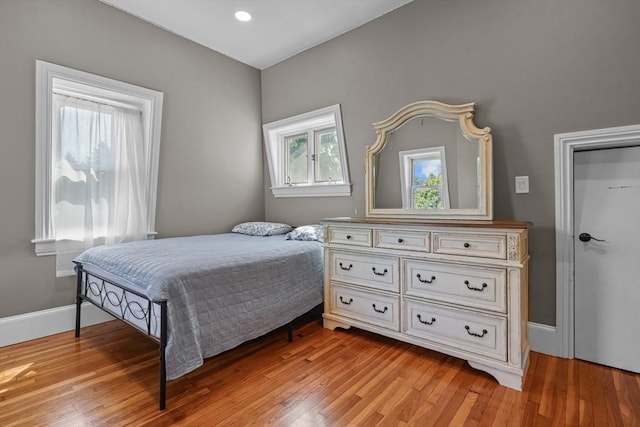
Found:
<box><xmin>574</xmin><ymin>146</ymin><xmax>640</xmax><ymax>372</ymax></box>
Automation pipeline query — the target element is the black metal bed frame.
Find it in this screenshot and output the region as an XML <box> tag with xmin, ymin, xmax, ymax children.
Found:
<box><xmin>73</xmin><ymin>261</ymin><xmax>298</xmax><ymax>410</ymax></box>
<box><xmin>74</xmin><ymin>262</ymin><xmax>169</xmax><ymax>409</ymax></box>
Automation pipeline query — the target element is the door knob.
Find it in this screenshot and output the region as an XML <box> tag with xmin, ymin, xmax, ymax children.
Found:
<box><xmin>578</xmin><ymin>233</ymin><xmax>605</xmax><ymax>242</ymax></box>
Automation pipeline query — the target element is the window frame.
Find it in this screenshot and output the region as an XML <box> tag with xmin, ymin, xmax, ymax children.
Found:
<box><xmin>32</xmin><ymin>60</ymin><xmax>163</xmax><ymax>256</ymax></box>
<box><xmin>263</xmin><ymin>105</ymin><xmax>351</xmax><ymax>197</ymax></box>
<box><xmin>399</xmin><ymin>146</ymin><xmax>450</xmax><ymax>209</ymax></box>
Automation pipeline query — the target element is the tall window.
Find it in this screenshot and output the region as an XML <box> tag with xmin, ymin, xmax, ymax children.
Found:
<box><xmin>34</xmin><ymin>61</ymin><xmax>163</xmax><ymax>276</ymax></box>
<box><xmin>52</xmin><ymin>95</ymin><xmax>146</xmax><ymax>243</ymax></box>
<box><xmin>399</xmin><ymin>147</ymin><xmax>450</xmax><ymax>209</ymax></box>
<box><xmin>263</xmin><ymin>105</ymin><xmax>350</xmax><ymax>197</ymax></box>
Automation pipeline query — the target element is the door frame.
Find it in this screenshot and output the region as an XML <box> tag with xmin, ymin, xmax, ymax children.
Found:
<box><xmin>554</xmin><ymin>124</ymin><xmax>640</xmax><ymax>358</ymax></box>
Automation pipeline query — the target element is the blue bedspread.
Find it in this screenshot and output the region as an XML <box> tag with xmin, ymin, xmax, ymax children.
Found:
<box><xmin>75</xmin><ymin>233</ymin><xmax>324</xmax><ymax>379</ymax></box>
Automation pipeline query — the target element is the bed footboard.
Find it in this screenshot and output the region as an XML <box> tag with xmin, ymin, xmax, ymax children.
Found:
<box><xmin>74</xmin><ymin>262</ymin><xmax>168</xmax><ymax>410</ymax></box>
<box><xmin>73</xmin><ymin>261</ymin><xmax>318</xmax><ymax>410</ymax></box>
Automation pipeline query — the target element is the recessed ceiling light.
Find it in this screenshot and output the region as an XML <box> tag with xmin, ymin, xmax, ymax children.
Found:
<box><xmin>235</xmin><ymin>10</ymin><xmax>252</xmax><ymax>22</ymax></box>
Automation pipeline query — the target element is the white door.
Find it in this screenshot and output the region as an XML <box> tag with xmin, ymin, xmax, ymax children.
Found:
<box><xmin>574</xmin><ymin>146</ymin><xmax>640</xmax><ymax>372</ymax></box>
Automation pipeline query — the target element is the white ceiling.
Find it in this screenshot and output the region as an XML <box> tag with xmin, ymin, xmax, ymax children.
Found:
<box><xmin>100</xmin><ymin>0</ymin><xmax>414</xmax><ymax>69</ymax></box>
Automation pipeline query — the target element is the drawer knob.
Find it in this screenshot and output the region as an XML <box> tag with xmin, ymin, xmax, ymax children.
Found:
<box><xmin>339</xmin><ymin>262</ymin><xmax>353</xmax><ymax>271</ymax></box>
<box><xmin>397</xmin><ymin>238</ymin><xmax>404</xmax><ymax>243</ymax></box>
<box><xmin>416</xmin><ymin>274</ymin><xmax>436</xmax><ymax>284</ymax></box>
<box><xmin>339</xmin><ymin>296</ymin><xmax>353</xmax><ymax>305</ymax></box>
<box><xmin>417</xmin><ymin>314</ymin><xmax>436</xmax><ymax>325</ymax></box>
<box><xmin>346</xmin><ymin>235</ymin><xmax>352</xmax><ymax>240</ymax></box>
<box><xmin>372</xmin><ymin>304</ymin><xmax>388</xmax><ymax>314</ymax></box>
<box><xmin>372</xmin><ymin>267</ymin><xmax>388</xmax><ymax>276</ymax></box>
<box><xmin>463</xmin><ymin>242</ymin><xmax>470</xmax><ymax>248</ymax></box>
<box><xmin>464</xmin><ymin>280</ymin><xmax>488</xmax><ymax>292</ymax></box>
<box><xmin>465</xmin><ymin>325</ymin><xmax>488</xmax><ymax>338</ymax></box>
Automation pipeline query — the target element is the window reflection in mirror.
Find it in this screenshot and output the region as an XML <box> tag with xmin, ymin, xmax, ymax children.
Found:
<box><xmin>399</xmin><ymin>147</ymin><xmax>450</xmax><ymax>209</ymax></box>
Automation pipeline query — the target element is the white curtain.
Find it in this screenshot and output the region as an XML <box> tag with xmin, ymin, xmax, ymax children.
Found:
<box><xmin>52</xmin><ymin>94</ymin><xmax>147</xmax><ymax>276</ymax></box>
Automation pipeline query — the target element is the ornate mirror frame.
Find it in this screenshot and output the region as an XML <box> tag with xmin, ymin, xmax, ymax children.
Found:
<box><xmin>365</xmin><ymin>100</ymin><xmax>493</xmax><ymax>220</ymax></box>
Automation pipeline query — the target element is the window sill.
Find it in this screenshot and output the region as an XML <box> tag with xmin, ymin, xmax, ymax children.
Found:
<box><xmin>31</xmin><ymin>232</ymin><xmax>158</xmax><ymax>256</ymax></box>
<box><xmin>271</xmin><ymin>183</ymin><xmax>352</xmax><ymax>198</ymax></box>
<box><xmin>32</xmin><ymin>239</ymin><xmax>57</xmax><ymax>256</ymax></box>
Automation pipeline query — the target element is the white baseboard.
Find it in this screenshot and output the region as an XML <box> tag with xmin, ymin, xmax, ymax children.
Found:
<box><xmin>0</xmin><ymin>303</ymin><xmax>115</xmax><ymax>347</ymax></box>
<box><xmin>528</xmin><ymin>321</ymin><xmax>562</xmax><ymax>357</ymax></box>
<box><xmin>1</xmin><ymin>306</ymin><xmax>563</xmax><ymax>358</ymax></box>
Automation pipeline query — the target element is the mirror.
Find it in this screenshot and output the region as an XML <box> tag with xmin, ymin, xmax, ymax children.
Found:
<box><xmin>365</xmin><ymin>101</ymin><xmax>493</xmax><ymax>220</ymax></box>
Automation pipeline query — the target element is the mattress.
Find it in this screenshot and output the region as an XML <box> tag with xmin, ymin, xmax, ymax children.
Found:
<box><xmin>75</xmin><ymin>233</ymin><xmax>324</xmax><ymax>379</ymax></box>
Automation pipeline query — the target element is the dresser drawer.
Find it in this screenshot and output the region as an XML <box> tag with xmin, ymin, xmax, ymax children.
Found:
<box><xmin>374</xmin><ymin>229</ymin><xmax>430</xmax><ymax>252</ymax></box>
<box><xmin>330</xmin><ymin>284</ymin><xmax>400</xmax><ymax>331</ymax></box>
<box><xmin>404</xmin><ymin>260</ymin><xmax>507</xmax><ymax>313</ymax></box>
<box><xmin>404</xmin><ymin>299</ymin><xmax>507</xmax><ymax>361</ymax></box>
<box><xmin>327</xmin><ymin>227</ymin><xmax>372</xmax><ymax>247</ymax></box>
<box><xmin>432</xmin><ymin>232</ymin><xmax>506</xmax><ymax>259</ymax></box>
<box><xmin>329</xmin><ymin>251</ymin><xmax>399</xmax><ymax>292</ymax></box>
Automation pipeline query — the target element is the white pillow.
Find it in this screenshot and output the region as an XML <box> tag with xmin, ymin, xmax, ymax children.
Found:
<box><xmin>286</xmin><ymin>224</ymin><xmax>324</xmax><ymax>242</ymax></box>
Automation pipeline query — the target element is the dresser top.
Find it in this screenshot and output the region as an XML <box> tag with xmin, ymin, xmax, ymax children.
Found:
<box><xmin>322</xmin><ymin>217</ymin><xmax>531</xmax><ymax>230</ymax></box>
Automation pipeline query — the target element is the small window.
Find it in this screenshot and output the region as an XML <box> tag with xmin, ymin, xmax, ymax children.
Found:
<box><xmin>263</xmin><ymin>105</ymin><xmax>351</xmax><ymax>197</ymax></box>
<box><xmin>399</xmin><ymin>147</ymin><xmax>450</xmax><ymax>209</ymax></box>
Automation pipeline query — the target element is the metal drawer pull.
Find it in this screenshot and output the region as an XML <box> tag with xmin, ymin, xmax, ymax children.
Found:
<box><xmin>416</xmin><ymin>273</ymin><xmax>436</xmax><ymax>284</ymax></box>
<box><xmin>465</xmin><ymin>325</ymin><xmax>488</xmax><ymax>338</ymax></box>
<box><xmin>346</xmin><ymin>235</ymin><xmax>352</xmax><ymax>240</ymax></box>
<box><xmin>417</xmin><ymin>314</ymin><xmax>436</xmax><ymax>325</ymax></box>
<box><xmin>397</xmin><ymin>238</ymin><xmax>404</xmax><ymax>243</ymax></box>
<box><xmin>372</xmin><ymin>304</ymin><xmax>388</xmax><ymax>314</ymax></box>
<box><xmin>339</xmin><ymin>296</ymin><xmax>353</xmax><ymax>305</ymax></box>
<box><xmin>372</xmin><ymin>267</ymin><xmax>388</xmax><ymax>276</ymax></box>
<box><xmin>463</xmin><ymin>242</ymin><xmax>470</xmax><ymax>248</ymax></box>
<box><xmin>339</xmin><ymin>262</ymin><xmax>353</xmax><ymax>271</ymax></box>
<box><xmin>464</xmin><ymin>280</ymin><xmax>488</xmax><ymax>291</ymax></box>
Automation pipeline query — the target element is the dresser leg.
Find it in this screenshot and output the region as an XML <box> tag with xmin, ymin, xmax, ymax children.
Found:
<box><xmin>322</xmin><ymin>316</ymin><xmax>353</xmax><ymax>331</ymax></box>
<box><xmin>467</xmin><ymin>360</ymin><xmax>524</xmax><ymax>391</ymax></box>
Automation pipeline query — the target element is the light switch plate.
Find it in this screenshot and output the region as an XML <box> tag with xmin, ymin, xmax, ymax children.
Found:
<box><xmin>515</xmin><ymin>176</ymin><xmax>529</xmax><ymax>194</ymax></box>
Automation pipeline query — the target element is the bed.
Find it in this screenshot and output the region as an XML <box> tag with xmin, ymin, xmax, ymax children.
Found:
<box><xmin>73</xmin><ymin>224</ymin><xmax>324</xmax><ymax>410</ymax></box>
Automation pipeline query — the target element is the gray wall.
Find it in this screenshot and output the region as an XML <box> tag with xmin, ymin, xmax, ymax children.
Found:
<box><xmin>0</xmin><ymin>0</ymin><xmax>264</xmax><ymax>317</ymax></box>
<box><xmin>261</xmin><ymin>0</ymin><xmax>640</xmax><ymax>325</ymax></box>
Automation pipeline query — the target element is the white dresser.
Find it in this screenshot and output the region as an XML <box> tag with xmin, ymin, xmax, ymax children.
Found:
<box><xmin>322</xmin><ymin>217</ymin><xmax>530</xmax><ymax>390</ymax></box>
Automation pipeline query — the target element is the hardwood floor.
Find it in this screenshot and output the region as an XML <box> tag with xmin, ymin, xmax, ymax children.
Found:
<box><xmin>1</xmin><ymin>318</ymin><xmax>639</xmax><ymax>426</ymax></box>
